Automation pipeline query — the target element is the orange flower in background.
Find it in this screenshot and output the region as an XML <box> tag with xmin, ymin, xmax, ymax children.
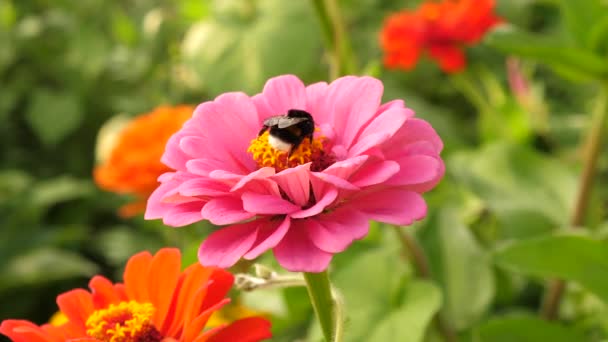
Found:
<box><xmin>0</xmin><ymin>248</ymin><xmax>272</xmax><ymax>342</ymax></box>
<box><xmin>94</xmin><ymin>105</ymin><xmax>194</xmax><ymax>217</ymax></box>
<box><xmin>380</xmin><ymin>0</ymin><xmax>501</xmax><ymax>73</ymax></box>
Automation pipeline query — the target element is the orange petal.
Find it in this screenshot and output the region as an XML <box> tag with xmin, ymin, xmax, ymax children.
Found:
<box><xmin>207</xmin><ymin>317</ymin><xmax>272</xmax><ymax>342</ymax></box>
<box><xmin>163</xmin><ymin>264</ymin><xmax>213</xmax><ymax>337</ymax></box>
<box><xmin>89</xmin><ymin>275</ymin><xmax>121</xmax><ymax>308</ymax></box>
<box><xmin>56</xmin><ymin>289</ymin><xmax>94</xmax><ymax>334</ymax></box>
<box><xmin>114</xmin><ymin>283</ymin><xmax>129</xmax><ymax>302</ymax></box>
<box><xmin>0</xmin><ymin>320</ymin><xmax>57</xmax><ymax>342</ymax></box>
<box><xmin>147</xmin><ymin>248</ymin><xmax>182</xmax><ymax>329</ymax></box>
<box><xmin>124</xmin><ymin>250</ymin><xmax>153</xmax><ymax>302</ymax></box>
<box><xmin>200</xmin><ymin>269</ymin><xmax>234</xmax><ymax>311</ymax></box>
<box><xmin>182</xmin><ymin>299</ymin><xmax>230</xmax><ymax>342</ymax></box>
<box><xmin>192</xmin><ymin>325</ymin><xmax>225</xmax><ymax>342</ymax></box>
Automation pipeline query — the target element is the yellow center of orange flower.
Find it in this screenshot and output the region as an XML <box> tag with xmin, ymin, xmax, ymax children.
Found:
<box><xmin>86</xmin><ymin>301</ymin><xmax>162</xmax><ymax>342</ymax></box>
<box><xmin>247</xmin><ymin>131</ymin><xmax>334</xmax><ymax>172</ymax></box>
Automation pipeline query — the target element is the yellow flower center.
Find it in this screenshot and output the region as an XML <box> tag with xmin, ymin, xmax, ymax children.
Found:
<box><xmin>86</xmin><ymin>301</ymin><xmax>162</xmax><ymax>342</ymax></box>
<box><xmin>247</xmin><ymin>131</ymin><xmax>334</xmax><ymax>172</ymax></box>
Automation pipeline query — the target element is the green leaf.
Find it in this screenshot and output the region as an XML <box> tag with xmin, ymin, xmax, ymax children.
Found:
<box><xmin>93</xmin><ymin>226</ymin><xmax>164</xmax><ymax>267</ymax></box>
<box><xmin>495</xmin><ymin>234</ymin><xmax>608</xmax><ymax>303</ymax></box>
<box><xmin>367</xmin><ymin>281</ymin><xmax>442</xmax><ymax>342</ymax></box>
<box><xmin>26</xmin><ymin>89</ymin><xmax>83</xmax><ymax>147</ymax></box>
<box><xmin>449</xmin><ymin>143</ymin><xmax>577</xmax><ymax>239</ymax></box>
<box><xmin>419</xmin><ymin>209</ymin><xmax>495</xmax><ymax>330</ymax></box>
<box><xmin>0</xmin><ymin>248</ymin><xmax>99</xmax><ymax>292</ymax></box>
<box><xmin>475</xmin><ymin>314</ymin><xmax>588</xmax><ymax>342</ymax></box>
<box><xmin>30</xmin><ymin>176</ymin><xmax>95</xmax><ymax>209</ymax></box>
<box><xmin>486</xmin><ymin>27</ymin><xmax>608</xmax><ymax>81</ymax></box>
<box><xmin>182</xmin><ymin>0</ymin><xmax>322</xmax><ymax>95</ymax></box>
<box><xmin>550</xmin><ymin>0</ymin><xmax>607</xmax><ymax>49</ymax></box>
<box><xmin>330</xmin><ymin>247</ymin><xmax>409</xmax><ymax>341</ymax></box>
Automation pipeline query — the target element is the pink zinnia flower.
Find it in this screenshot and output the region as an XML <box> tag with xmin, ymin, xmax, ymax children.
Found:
<box><xmin>146</xmin><ymin>75</ymin><xmax>444</xmax><ymax>272</ymax></box>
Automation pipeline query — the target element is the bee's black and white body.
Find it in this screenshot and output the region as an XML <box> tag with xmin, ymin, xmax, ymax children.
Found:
<box><xmin>258</xmin><ymin>109</ymin><xmax>315</xmax><ymax>156</ymax></box>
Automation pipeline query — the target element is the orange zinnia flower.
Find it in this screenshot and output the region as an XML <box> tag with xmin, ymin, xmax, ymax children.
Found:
<box><xmin>380</xmin><ymin>0</ymin><xmax>501</xmax><ymax>73</ymax></box>
<box><xmin>0</xmin><ymin>248</ymin><xmax>272</xmax><ymax>342</ymax></box>
<box><xmin>94</xmin><ymin>105</ymin><xmax>194</xmax><ymax>217</ymax></box>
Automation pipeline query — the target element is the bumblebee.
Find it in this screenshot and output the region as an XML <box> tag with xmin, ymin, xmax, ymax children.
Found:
<box><xmin>258</xmin><ymin>109</ymin><xmax>315</xmax><ymax>156</ymax></box>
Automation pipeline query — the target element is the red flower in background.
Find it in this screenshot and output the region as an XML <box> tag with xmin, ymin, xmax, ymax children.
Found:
<box><xmin>380</xmin><ymin>0</ymin><xmax>501</xmax><ymax>73</ymax></box>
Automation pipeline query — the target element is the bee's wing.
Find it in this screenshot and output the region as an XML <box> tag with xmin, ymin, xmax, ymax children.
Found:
<box><xmin>262</xmin><ymin>116</ymin><xmax>283</xmax><ymax>127</ymax></box>
<box><xmin>277</xmin><ymin>117</ymin><xmax>307</xmax><ymax>128</ymax></box>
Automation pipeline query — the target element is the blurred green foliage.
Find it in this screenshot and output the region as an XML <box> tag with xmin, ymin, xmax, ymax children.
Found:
<box><xmin>1</xmin><ymin>0</ymin><xmax>607</xmax><ymax>341</ymax></box>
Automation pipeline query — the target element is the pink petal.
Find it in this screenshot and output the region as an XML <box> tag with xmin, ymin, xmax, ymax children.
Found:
<box><xmin>201</xmin><ymin>197</ymin><xmax>255</xmax><ymax>225</ymax></box>
<box><xmin>163</xmin><ymin>201</ymin><xmax>206</xmax><ymax>227</ymax></box>
<box><xmin>290</xmin><ymin>187</ymin><xmax>338</xmax><ymax>219</ymax></box>
<box><xmin>273</xmin><ymin>221</ymin><xmax>333</xmax><ymax>272</ymax></box>
<box><xmin>231</xmin><ymin>167</ymin><xmax>276</xmax><ymax>192</ymax></box>
<box><xmin>323</xmin><ymin>155</ymin><xmax>368</xmax><ymax>179</ymax></box>
<box><xmin>161</xmin><ymin>129</ymin><xmax>195</xmax><ymax>171</ymax></box>
<box><xmin>350</xmin><ymin>189</ymin><xmax>427</xmax><ymax>225</ymax></box>
<box><xmin>376</xmin><ymin>99</ymin><xmax>408</xmax><ymax>115</ymax></box>
<box><xmin>321</xmin><ymin>76</ymin><xmax>384</xmax><ymax>149</ymax></box>
<box><xmin>386</xmin><ymin>118</ymin><xmax>443</xmax><ymax>157</ymax></box>
<box><xmin>347</xmin><ymin>132</ymin><xmax>391</xmax><ymax>157</ymax></box>
<box><xmin>242</xmin><ymin>192</ymin><xmax>300</xmax><ymax>215</ymax></box>
<box><xmin>305</xmin><ymin>81</ymin><xmax>329</xmax><ymax>120</ymax></box>
<box><xmin>179</xmin><ymin>136</ymin><xmax>205</xmax><ymax>158</ymax></box>
<box><xmin>349</xmin><ymin>107</ymin><xmax>410</xmax><ymax>156</ymax></box>
<box><xmin>186</xmin><ymin>158</ymin><xmax>229</xmax><ymax>176</ymax></box>
<box><xmin>243</xmin><ymin>217</ymin><xmax>291</xmax><ymax>259</ymax></box>
<box><xmin>190</xmin><ymin>93</ymin><xmax>260</xmax><ymax>174</ymax></box>
<box><xmin>198</xmin><ymin>221</ymin><xmax>260</xmax><ymax>268</ymax></box>
<box><xmin>145</xmin><ymin>175</ymin><xmax>178</xmax><ymax>220</ymax></box>
<box><xmin>307</xmin><ymin>208</ymin><xmax>369</xmax><ymax>253</ymax></box>
<box><xmin>386</xmin><ymin>155</ymin><xmax>443</xmax><ymax>187</ymax></box>
<box><xmin>350</xmin><ymin>160</ymin><xmax>400</xmax><ymax>187</ymax></box>
<box><xmin>311</xmin><ymin>172</ymin><xmax>358</xmax><ymax>191</ymax></box>
<box><xmin>177</xmin><ymin>178</ymin><xmax>230</xmax><ymax>197</ymax></box>
<box><xmin>271</xmin><ymin>164</ymin><xmax>311</xmax><ymax>206</ymax></box>
<box><xmin>255</xmin><ymin>75</ymin><xmax>307</xmax><ymax>117</ymax></box>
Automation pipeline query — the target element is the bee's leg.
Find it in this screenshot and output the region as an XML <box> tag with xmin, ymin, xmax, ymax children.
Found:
<box><xmin>287</xmin><ymin>142</ymin><xmax>300</xmax><ymax>157</ymax></box>
<box><xmin>258</xmin><ymin>126</ymin><xmax>269</xmax><ymax>136</ymax></box>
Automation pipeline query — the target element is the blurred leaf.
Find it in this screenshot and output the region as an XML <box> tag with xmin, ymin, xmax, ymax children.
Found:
<box><xmin>495</xmin><ymin>234</ymin><xmax>608</xmax><ymax>303</ymax></box>
<box><xmin>0</xmin><ymin>0</ymin><xmax>15</xmax><ymax>29</ymax></box>
<box><xmin>419</xmin><ymin>209</ymin><xmax>495</xmax><ymax>330</ymax></box>
<box><xmin>0</xmin><ymin>170</ymin><xmax>33</xmax><ymax>199</ymax></box>
<box><xmin>0</xmin><ymin>248</ymin><xmax>98</xmax><ymax>292</ymax></box>
<box><xmin>367</xmin><ymin>280</ymin><xmax>441</xmax><ymax>342</ymax></box>
<box><xmin>179</xmin><ymin>0</ymin><xmax>210</xmax><ymax>22</ymax></box>
<box><xmin>550</xmin><ymin>0</ymin><xmax>606</xmax><ymax>49</ymax></box>
<box><xmin>475</xmin><ymin>314</ymin><xmax>588</xmax><ymax>341</ymax></box>
<box><xmin>449</xmin><ymin>143</ymin><xmax>577</xmax><ymax>239</ymax></box>
<box><xmin>30</xmin><ymin>176</ymin><xmax>94</xmax><ymax>209</ymax></box>
<box><xmin>486</xmin><ymin>27</ymin><xmax>608</xmax><ymax>81</ymax></box>
<box><xmin>588</xmin><ymin>16</ymin><xmax>608</xmax><ymax>54</ymax></box>
<box><xmin>111</xmin><ymin>9</ymin><xmax>137</xmax><ymax>45</ymax></box>
<box><xmin>331</xmin><ymin>247</ymin><xmax>409</xmax><ymax>341</ymax></box>
<box><xmin>67</xmin><ymin>28</ymin><xmax>110</xmax><ymax>79</ymax></box>
<box><xmin>94</xmin><ymin>226</ymin><xmax>164</xmax><ymax>267</ymax></box>
<box><xmin>26</xmin><ymin>89</ymin><xmax>83</xmax><ymax>147</ymax></box>
<box><xmin>182</xmin><ymin>0</ymin><xmax>322</xmax><ymax>95</ymax></box>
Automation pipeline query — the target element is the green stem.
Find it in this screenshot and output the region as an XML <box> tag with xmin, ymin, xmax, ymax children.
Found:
<box><xmin>450</xmin><ymin>72</ymin><xmax>492</xmax><ymax>113</ymax></box>
<box><xmin>310</xmin><ymin>0</ymin><xmax>355</xmax><ymax>79</ymax></box>
<box><xmin>541</xmin><ymin>85</ymin><xmax>608</xmax><ymax>320</ymax></box>
<box><xmin>303</xmin><ymin>271</ymin><xmax>339</xmax><ymax>342</ymax></box>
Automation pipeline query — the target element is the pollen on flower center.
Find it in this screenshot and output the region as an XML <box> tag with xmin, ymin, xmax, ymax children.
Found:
<box><xmin>86</xmin><ymin>301</ymin><xmax>162</xmax><ymax>342</ymax></box>
<box><xmin>247</xmin><ymin>131</ymin><xmax>334</xmax><ymax>172</ymax></box>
